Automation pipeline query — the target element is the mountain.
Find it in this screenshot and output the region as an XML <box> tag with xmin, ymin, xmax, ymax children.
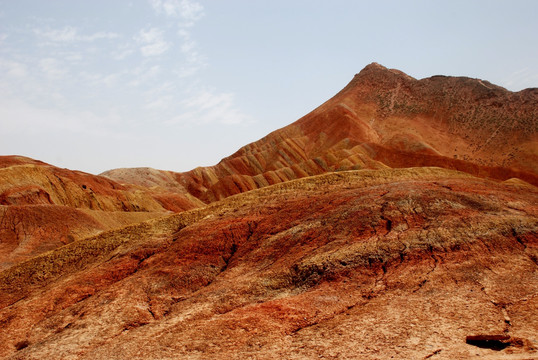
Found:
<box><xmin>103</xmin><ymin>63</ymin><xmax>538</xmax><ymax>203</ymax></box>
<box><xmin>0</xmin><ymin>168</ymin><xmax>536</xmax><ymax>359</ymax></box>
<box><xmin>0</xmin><ymin>156</ymin><xmax>203</xmax><ymax>270</ymax></box>
<box><xmin>0</xmin><ymin>64</ymin><xmax>537</xmax><ymax>359</ymax></box>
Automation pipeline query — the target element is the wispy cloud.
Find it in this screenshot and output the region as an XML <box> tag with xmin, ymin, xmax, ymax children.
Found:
<box><xmin>143</xmin><ymin>82</ymin><xmax>176</xmax><ymax>110</ymax></box>
<box><xmin>83</xmin><ymin>31</ymin><xmax>120</xmax><ymax>42</ymax></box>
<box><xmin>144</xmin><ymin>0</ymin><xmax>249</xmax><ymax>125</ymax></box>
<box><xmin>128</xmin><ymin>65</ymin><xmax>162</xmax><ymax>87</ymax></box>
<box><xmin>167</xmin><ymin>89</ymin><xmax>250</xmax><ymax>125</ymax></box>
<box><xmin>112</xmin><ymin>43</ymin><xmax>135</xmax><ymax>60</ymax></box>
<box><xmin>176</xmin><ymin>28</ymin><xmax>205</xmax><ymax>77</ymax></box>
<box><xmin>34</xmin><ymin>26</ymin><xmax>119</xmax><ymax>43</ymax></box>
<box><xmin>0</xmin><ymin>59</ymin><xmax>28</xmax><ymax>78</ymax></box>
<box><xmin>35</xmin><ymin>26</ymin><xmax>77</xmax><ymax>42</ymax></box>
<box><xmin>147</xmin><ymin>0</ymin><xmax>205</xmax><ymax>76</ymax></box>
<box><xmin>134</xmin><ymin>27</ymin><xmax>170</xmax><ymax>57</ymax></box>
<box><xmin>149</xmin><ymin>0</ymin><xmax>204</xmax><ymax>26</ymax></box>
<box><xmin>39</xmin><ymin>58</ymin><xmax>67</xmax><ymax>78</ymax></box>
<box><xmin>0</xmin><ymin>1</ymin><xmax>255</xmax><ymax>173</ymax></box>
<box><xmin>81</xmin><ymin>71</ymin><xmax>122</xmax><ymax>88</ymax></box>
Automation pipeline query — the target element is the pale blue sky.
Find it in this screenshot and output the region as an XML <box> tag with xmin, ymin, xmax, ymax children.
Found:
<box><xmin>1</xmin><ymin>0</ymin><xmax>537</xmax><ymax>174</ymax></box>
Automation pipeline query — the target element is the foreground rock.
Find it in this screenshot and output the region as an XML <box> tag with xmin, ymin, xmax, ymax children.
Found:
<box><xmin>1</xmin><ymin>168</ymin><xmax>536</xmax><ymax>359</ymax></box>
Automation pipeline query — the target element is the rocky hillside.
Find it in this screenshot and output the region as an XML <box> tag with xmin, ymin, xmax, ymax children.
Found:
<box><xmin>0</xmin><ymin>156</ymin><xmax>203</xmax><ymax>270</ymax></box>
<box><xmin>103</xmin><ymin>63</ymin><xmax>538</xmax><ymax>203</ymax></box>
<box><xmin>0</xmin><ymin>168</ymin><xmax>536</xmax><ymax>359</ymax></box>
<box><xmin>1</xmin><ymin>64</ymin><xmax>537</xmax><ymax>359</ymax></box>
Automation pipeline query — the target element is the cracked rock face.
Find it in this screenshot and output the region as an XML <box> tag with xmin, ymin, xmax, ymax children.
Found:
<box><xmin>0</xmin><ymin>168</ymin><xmax>536</xmax><ymax>359</ymax></box>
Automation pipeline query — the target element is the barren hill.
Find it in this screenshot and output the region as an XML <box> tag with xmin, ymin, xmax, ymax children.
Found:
<box><xmin>103</xmin><ymin>63</ymin><xmax>538</xmax><ymax>203</ymax></box>
<box><xmin>0</xmin><ymin>168</ymin><xmax>536</xmax><ymax>359</ymax></box>
<box><xmin>1</xmin><ymin>64</ymin><xmax>537</xmax><ymax>359</ymax></box>
<box><xmin>0</xmin><ymin>156</ymin><xmax>203</xmax><ymax>270</ymax></box>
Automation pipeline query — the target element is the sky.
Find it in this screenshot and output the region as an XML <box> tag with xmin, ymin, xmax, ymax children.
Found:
<box><xmin>1</xmin><ymin>0</ymin><xmax>537</xmax><ymax>175</ymax></box>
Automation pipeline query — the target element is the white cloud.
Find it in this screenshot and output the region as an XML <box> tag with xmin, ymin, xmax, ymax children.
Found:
<box><xmin>0</xmin><ymin>60</ymin><xmax>45</xmax><ymax>103</ymax></box>
<box><xmin>134</xmin><ymin>27</ymin><xmax>170</xmax><ymax>57</ymax></box>
<box><xmin>142</xmin><ymin>82</ymin><xmax>176</xmax><ymax>110</ymax></box>
<box><xmin>167</xmin><ymin>89</ymin><xmax>250</xmax><ymax>125</ymax></box>
<box><xmin>0</xmin><ymin>59</ymin><xmax>28</xmax><ymax>78</ymax></box>
<box><xmin>64</xmin><ymin>53</ymin><xmax>83</xmax><ymax>62</ymax></box>
<box><xmin>128</xmin><ymin>65</ymin><xmax>161</xmax><ymax>87</ymax></box>
<box><xmin>178</xmin><ymin>29</ymin><xmax>198</xmax><ymax>59</ymax></box>
<box><xmin>149</xmin><ymin>0</ymin><xmax>204</xmax><ymax>26</ymax></box>
<box><xmin>34</xmin><ymin>26</ymin><xmax>119</xmax><ymax>43</ymax></box>
<box><xmin>82</xmin><ymin>31</ymin><xmax>120</xmax><ymax>42</ymax></box>
<box><xmin>35</xmin><ymin>26</ymin><xmax>77</xmax><ymax>42</ymax></box>
<box><xmin>148</xmin><ymin>0</ymin><xmax>205</xmax><ymax>75</ymax></box>
<box><xmin>144</xmin><ymin>96</ymin><xmax>174</xmax><ymax>110</ymax></box>
<box><xmin>39</xmin><ymin>58</ymin><xmax>67</xmax><ymax>78</ymax></box>
<box><xmin>81</xmin><ymin>71</ymin><xmax>122</xmax><ymax>88</ymax></box>
<box><xmin>174</xmin><ymin>66</ymin><xmax>195</xmax><ymax>78</ymax></box>
<box><xmin>112</xmin><ymin>43</ymin><xmax>135</xmax><ymax>60</ymax></box>
<box><xmin>175</xmin><ymin>28</ymin><xmax>205</xmax><ymax>77</ymax></box>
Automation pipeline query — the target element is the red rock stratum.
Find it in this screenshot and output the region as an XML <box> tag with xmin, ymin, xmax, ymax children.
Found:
<box><xmin>0</xmin><ymin>156</ymin><xmax>203</xmax><ymax>270</ymax></box>
<box><xmin>103</xmin><ymin>63</ymin><xmax>538</xmax><ymax>203</ymax></box>
<box><xmin>0</xmin><ymin>168</ymin><xmax>536</xmax><ymax>359</ymax></box>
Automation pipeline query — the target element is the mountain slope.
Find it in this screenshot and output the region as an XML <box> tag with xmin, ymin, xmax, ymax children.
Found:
<box><xmin>0</xmin><ymin>168</ymin><xmax>536</xmax><ymax>359</ymax></box>
<box><xmin>1</xmin><ymin>64</ymin><xmax>537</xmax><ymax>359</ymax></box>
<box><xmin>103</xmin><ymin>63</ymin><xmax>538</xmax><ymax>203</ymax></box>
<box><xmin>0</xmin><ymin>156</ymin><xmax>204</xmax><ymax>270</ymax></box>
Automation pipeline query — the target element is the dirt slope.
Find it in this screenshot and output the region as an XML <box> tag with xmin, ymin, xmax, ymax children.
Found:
<box><xmin>103</xmin><ymin>63</ymin><xmax>538</xmax><ymax>203</ymax></box>
<box><xmin>1</xmin><ymin>64</ymin><xmax>537</xmax><ymax>359</ymax></box>
<box><xmin>1</xmin><ymin>168</ymin><xmax>536</xmax><ymax>359</ymax></box>
<box><xmin>0</xmin><ymin>156</ymin><xmax>204</xmax><ymax>270</ymax></box>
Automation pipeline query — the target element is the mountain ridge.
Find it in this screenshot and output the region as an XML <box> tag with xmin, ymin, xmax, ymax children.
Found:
<box><xmin>103</xmin><ymin>63</ymin><xmax>538</xmax><ymax>203</ymax></box>
<box><xmin>1</xmin><ymin>63</ymin><xmax>537</xmax><ymax>359</ymax></box>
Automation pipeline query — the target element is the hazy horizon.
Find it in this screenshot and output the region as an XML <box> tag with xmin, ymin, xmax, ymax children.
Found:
<box><xmin>1</xmin><ymin>0</ymin><xmax>537</xmax><ymax>174</ymax></box>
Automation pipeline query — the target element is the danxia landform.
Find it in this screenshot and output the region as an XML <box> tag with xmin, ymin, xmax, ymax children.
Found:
<box><xmin>1</xmin><ymin>64</ymin><xmax>536</xmax><ymax>359</ymax></box>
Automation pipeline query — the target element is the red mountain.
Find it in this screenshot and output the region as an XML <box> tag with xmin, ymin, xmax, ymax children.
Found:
<box><xmin>104</xmin><ymin>63</ymin><xmax>538</xmax><ymax>202</ymax></box>
<box><xmin>1</xmin><ymin>64</ymin><xmax>537</xmax><ymax>359</ymax></box>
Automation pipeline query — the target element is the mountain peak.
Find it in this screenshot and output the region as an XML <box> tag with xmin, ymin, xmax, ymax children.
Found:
<box><xmin>354</xmin><ymin>62</ymin><xmax>416</xmax><ymax>82</ymax></box>
<box><xmin>356</xmin><ymin>62</ymin><xmax>391</xmax><ymax>77</ymax></box>
<box><xmin>362</xmin><ymin>62</ymin><xmax>388</xmax><ymax>71</ymax></box>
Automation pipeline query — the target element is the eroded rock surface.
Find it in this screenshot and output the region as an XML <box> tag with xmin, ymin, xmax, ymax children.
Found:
<box><xmin>1</xmin><ymin>168</ymin><xmax>536</xmax><ymax>359</ymax></box>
